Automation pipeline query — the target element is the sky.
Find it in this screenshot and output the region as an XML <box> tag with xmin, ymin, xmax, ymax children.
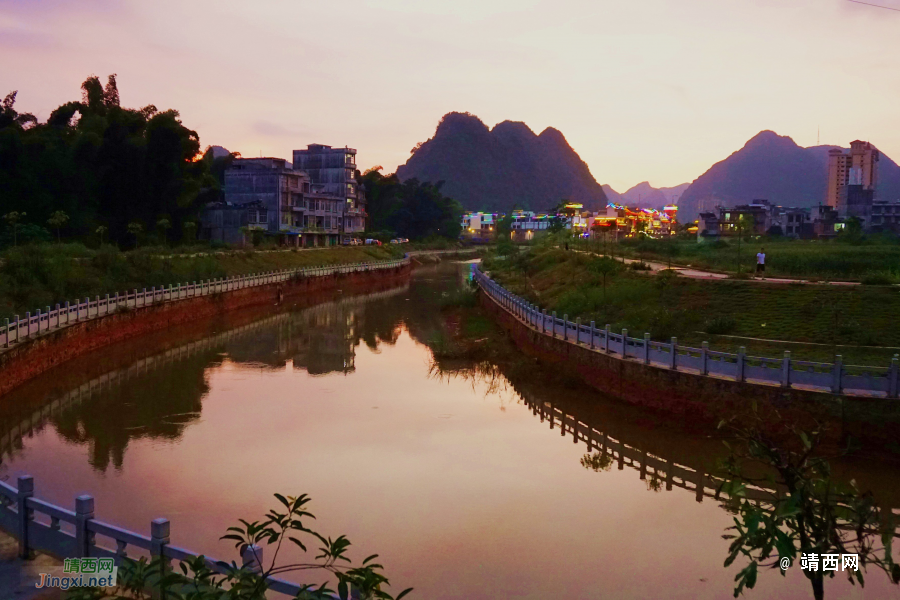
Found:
<box><xmin>2</xmin><ymin>0</ymin><xmax>899</xmax><ymax>192</ymax></box>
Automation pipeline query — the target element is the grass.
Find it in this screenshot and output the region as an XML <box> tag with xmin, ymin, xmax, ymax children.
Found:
<box><xmin>574</xmin><ymin>236</ymin><xmax>900</xmax><ymax>281</ymax></box>
<box><xmin>0</xmin><ymin>243</ymin><xmax>403</xmax><ymax>322</ymax></box>
<box><xmin>482</xmin><ymin>246</ymin><xmax>900</xmax><ymax>365</ymax></box>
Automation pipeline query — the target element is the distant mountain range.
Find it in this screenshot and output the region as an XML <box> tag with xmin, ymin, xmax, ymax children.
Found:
<box><xmin>396</xmin><ymin>112</ymin><xmax>607</xmax><ymax>213</ymax></box>
<box><xmin>678</xmin><ymin>131</ymin><xmax>900</xmax><ymax>221</ymax></box>
<box><xmin>602</xmin><ymin>182</ymin><xmax>690</xmax><ymax>209</ymax></box>
<box><xmin>396</xmin><ymin>115</ymin><xmax>900</xmax><ymax>221</ymax></box>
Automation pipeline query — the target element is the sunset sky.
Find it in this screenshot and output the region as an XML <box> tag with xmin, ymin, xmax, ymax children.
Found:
<box><xmin>2</xmin><ymin>0</ymin><xmax>899</xmax><ymax>191</ymax></box>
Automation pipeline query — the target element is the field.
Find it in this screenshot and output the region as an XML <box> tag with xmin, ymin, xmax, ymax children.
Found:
<box><xmin>483</xmin><ymin>246</ymin><xmax>900</xmax><ymax>365</ymax></box>
<box><xmin>0</xmin><ymin>243</ymin><xmax>403</xmax><ymax>322</ymax></box>
<box><xmin>576</xmin><ymin>236</ymin><xmax>900</xmax><ymax>282</ymax></box>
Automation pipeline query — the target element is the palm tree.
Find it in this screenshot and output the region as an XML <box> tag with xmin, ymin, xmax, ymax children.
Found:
<box><xmin>127</xmin><ymin>221</ymin><xmax>143</xmax><ymax>247</ymax></box>
<box><xmin>3</xmin><ymin>211</ymin><xmax>26</xmax><ymax>246</ymax></box>
<box><xmin>95</xmin><ymin>225</ymin><xmax>108</xmax><ymax>246</ymax></box>
<box><xmin>47</xmin><ymin>210</ymin><xmax>69</xmax><ymax>242</ymax></box>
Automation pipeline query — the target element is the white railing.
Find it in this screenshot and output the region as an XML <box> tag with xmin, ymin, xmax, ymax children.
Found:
<box><xmin>0</xmin><ymin>257</ymin><xmax>409</xmax><ymax>350</ymax></box>
<box><xmin>473</xmin><ymin>265</ymin><xmax>899</xmax><ymax>398</ymax></box>
<box><xmin>0</xmin><ymin>477</ymin><xmax>318</xmax><ymax>597</ymax></box>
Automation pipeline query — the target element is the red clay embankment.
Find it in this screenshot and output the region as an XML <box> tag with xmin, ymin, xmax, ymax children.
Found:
<box><xmin>0</xmin><ymin>264</ymin><xmax>411</xmax><ymax>398</ymax></box>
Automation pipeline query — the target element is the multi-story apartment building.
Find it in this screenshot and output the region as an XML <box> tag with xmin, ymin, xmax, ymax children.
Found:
<box><xmin>293</xmin><ymin>144</ymin><xmax>366</xmax><ymax>243</ymax></box>
<box><xmin>827</xmin><ymin>141</ymin><xmax>880</xmax><ymax>218</ymax></box>
<box><xmin>219</xmin><ymin>157</ymin><xmax>348</xmax><ymax>247</ymax></box>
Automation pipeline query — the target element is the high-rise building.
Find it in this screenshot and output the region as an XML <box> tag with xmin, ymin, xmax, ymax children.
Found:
<box><xmin>826</xmin><ymin>141</ymin><xmax>879</xmax><ymax>216</ymax></box>
<box><xmin>293</xmin><ymin>144</ymin><xmax>366</xmax><ymax>240</ymax></box>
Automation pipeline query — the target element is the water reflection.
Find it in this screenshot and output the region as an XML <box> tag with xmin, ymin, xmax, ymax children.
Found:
<box><xmin>0</xmin><ymin>269</ymin><xmax>458</xmax><ymax>474</ymax></box>
<box><xmin>2</xmin><ymin>262</ymin><xmax>900</xmax><ymax>599</ymax></box>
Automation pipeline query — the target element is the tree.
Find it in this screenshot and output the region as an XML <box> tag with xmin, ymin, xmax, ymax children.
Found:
<box><xmin>78</xmin><ymin>493</ymin><xmax>412</xmax><ymax>600</ymax></box>
<box><xmin>0</xmin><ymin>76</ymin><xmax>214</xmax><ymax>247</ymax></box>
<box><xmin>127</xmin><ymin>221</ymin><xmax>143</xmax><ymax>247</ymax></box>
<box><xmin>3</xmin><ymin>211</ymin><xmax>25</xmax><ymax>246</ymax></box>
<box><xmin>717</xmin><ymin>410</ymin><xmax>900</xmax><ymax>599</ymax></box>
<box><xmin>182</xmin><ymin>221</ymin><xmax>197</xmax><ymax>244</ymax></box>
<box><xmin>358</xmin><ymin>169</ymin><xmax>463</xmax><ymax>241</ymax></box>
<box><xmin>156</xmin><ymin>217</ymin><xmax>171</xmax><ymax>246</ymax></box>
<box><xmin>47</xmin><ymin>210</ymin><xmax>69</xmax><ymax>242</ymax></box>
<box><xmin>589</xmin><ymin>256</ymin><xmax>620</xmax><ymax>302</ymax></box>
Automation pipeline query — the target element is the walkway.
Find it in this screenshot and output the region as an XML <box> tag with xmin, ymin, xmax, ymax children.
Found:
<box><xmin>579</xmin><ymin>250</ymin><xmax>864</xmax><ymax>286</ymax></box>
<box><xmin>0</xmin><ymin>529</ymin><xmax>61</xmax><ymax>600</ymax></box>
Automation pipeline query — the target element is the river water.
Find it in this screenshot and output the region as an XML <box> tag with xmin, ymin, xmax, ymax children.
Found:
<box><xmin>1</xmin><ymin>261</ymin><xmax>898</xmax><ymax>600</ymax></box>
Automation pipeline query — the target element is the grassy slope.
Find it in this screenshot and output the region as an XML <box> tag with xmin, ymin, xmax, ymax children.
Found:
<box><xmin>0</xmin><ymin>244</ymin><xmax>403</xmax><ymax>321</ymax></box>
<box><xmin>484</xmin><ymin>247</ymin><xmax>900</xmax><ymax>365</ymax></box>
<box><xmin>582</xmin><ymin>237</ymin><xmax>900</xmax><ymax>281</ymax></box>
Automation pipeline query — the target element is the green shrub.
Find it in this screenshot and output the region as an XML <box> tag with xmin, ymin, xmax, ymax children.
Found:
<box><xmin>705</xmin><ymin>315</ymin><xmax>737</xmax><ymax>335</ymax></box>
<box><xmin>861</xmin><ymin>272</ymin><xmax>896</xmax><ymax>285</ymax></box>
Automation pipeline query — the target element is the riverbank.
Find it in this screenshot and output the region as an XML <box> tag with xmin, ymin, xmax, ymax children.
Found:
<box><xmin>0</xmin><ymin>243</ymin><xmax>405</xmax><ymax>322</ymax></box>
<box><xmin>0</xmin><ymin>259</ymin><xmax>411</xmax><ymax>397</ymax></box>
<box><xmin>483</xmin><ymin>246</ymin><xmax>900</xmax><ymax>364</ymax></box>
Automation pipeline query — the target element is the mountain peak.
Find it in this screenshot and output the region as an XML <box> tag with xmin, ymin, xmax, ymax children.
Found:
<box><xmin>743</xmin><ymin>130</ymin><xmax>798</xmax><ymax>151</ymax></box>
<box><xmin>492</xmin><ymin>120</ymin><xmax>537</xmax><ymax>142</ymax></box>
<box><xmin>677</xmin><ymin>132</ymin><xmax>900</xmax><ymax>221</ymax></box>
<box><xmin>434</xmin><ymin>111</ymin><xmax>489</xmax><ymax>137</ymax></box>
<box><xmin>398</xmin><ymin>112</ymin><xmax>607</xmax><ymax>212</ymax></box>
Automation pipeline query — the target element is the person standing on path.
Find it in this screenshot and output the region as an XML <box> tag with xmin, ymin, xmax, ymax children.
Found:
<box><xmin>756</xmin><ymin>248</ymin><xmax>766</xmax><ymax>279</ymax></box>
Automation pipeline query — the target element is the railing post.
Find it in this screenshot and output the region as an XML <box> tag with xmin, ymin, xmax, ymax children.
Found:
<box><xmin>150</xmin><ymin>518</ymin><xmax>170</xmax><ymax>600</ymax></box>
<box><xmin>604</xmin><ymin>324</ymin><xmax>611</xmax><ymax>353</ymax></box>
<box><xmin>670</xmin><ymin>337</ymin><xmax>677</xmax><ymax>369</ymax></box>
<box><xmin>241</xmin><ymin>544</ymin><xmax>264</xmax><ymax>574</ymax></box>
<box><xmin>3</xmin><ymin>318</ymin><xmax>8</xmax><ymax>348</ymax></box>
<box><xmin>35</xmin><ymin>309</ymin><xmax>41</xmax><ymax>334</ymax></box>
<box><xmin>832</xmin><ymin>355</ymin><xmax>843</xmax><ymax>394</ymax></box>
<box><xmin>621</xmin><ymin>329</ymin><xmax>628</xmax><ymax>357</ymax></box>
<box><xmin>782</xmin><ymin>351</ymin><xmax>791</xmax><ymax>388</ymax></box>
<box><xmin>17</xmin><ymin>475</ymin><xmax>34</xmax><ymax>559</ymax></box>
<box><xmin>13</xmin><ymin>315</ymin><xmax>19</xmax><ymax>343</ymax></box>
<box><xmin>701</xmin><ymin>342</ymin><xmax>709</xmax><ymax>375</ymax></box>
<box><xmin>589</xmin><ymin>321</ymin><xmax>596</xmax><ymax>349</ymax></box>
<box><xmin>552</xmin><ymin>312</ymin><xmax>557</xmax><ymax>338</ymax></box>
<box><xmin>736</xmin><ymin>346</ymin><xmax>746</xmax><ymax>382</ymax></box>
<box><xmin>542</xmin><ymin>310</ymin><xmax>547</xmax><ymax>334</ymax></box>
<box><xmin>575</xmin><ymin>318</ymin><xmax>581</xmax><ymax>345</ymax></box>
<box><xmin>64</xmin><ymin>301</ymin><xmax>70</xmax><ymax>325</ymax></box>
<box><xmin>563</xmin><ymin>314</ymin><xmax>568</xmax><ymax>341</ymax></box>
<box><xmin>643</xmin><ymin>333</ymin><xmax>651</xmax><ymax>364</ymax></box>
<box><xmin>890</xmin><ymin>354</ymin><xmax>899</xmax><ymax>399</ymax></box>
<box><xmin>75</xmin><ymin>494</ymin><xmax>94</xmax><ymax>558</ymax></box>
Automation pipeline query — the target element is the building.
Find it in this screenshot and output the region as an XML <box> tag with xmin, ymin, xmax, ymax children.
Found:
<box><xmin>827</xmin><ymin>141</ymin><xmax>879</xmax><ymax>218</ymax></box>
<box><xmin>510</xmin><ymin>211</ymin><xmax>552</xmax><ymax>241</ymax></box>
<box><xmin>222</xmin><ymin>158</ymin><xmax>312</xmax><ymax>246</ymax></box>
<box><xmin>293</xmin><ymin>144</ymin><xmax>366</xmax><ymax>243</ymax></box>
<box><xmin>216</xmin><ymin>146</ymin><xmax>368</xmax><ymax>248</ymax></box>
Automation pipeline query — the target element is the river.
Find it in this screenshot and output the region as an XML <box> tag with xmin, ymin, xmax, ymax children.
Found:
<box><xmin>1</xmin><ymin>261</ymin><xmax>898</xmax><ymax>599</ymax></box>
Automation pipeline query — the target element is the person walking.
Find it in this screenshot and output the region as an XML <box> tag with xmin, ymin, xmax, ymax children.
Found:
<box><xmin>756</xmin><ymin>248</ymin><xmax>766</xmax><ymax>279</ymax></box>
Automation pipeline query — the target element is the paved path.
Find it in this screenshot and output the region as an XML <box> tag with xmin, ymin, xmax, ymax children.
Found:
<box><xmin>582</xmin><ymin>251</ymin><xmax>864</xmax><ymax>286</ymax></box>
<box><xmin>0</xmin><ymin>529</ymin><xmax>61</xmax><ymax>600</ymax></box>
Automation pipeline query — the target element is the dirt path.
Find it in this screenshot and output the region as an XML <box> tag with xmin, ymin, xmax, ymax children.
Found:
<box><xmin>581</xmin><ymin>251</ymin><xmax>866</xmax><ymax>286</ymax></box>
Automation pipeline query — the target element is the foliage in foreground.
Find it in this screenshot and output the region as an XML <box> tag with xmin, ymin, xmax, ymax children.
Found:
<box><xmin>717</xmin><ymin>410</ymin><xmax>899</xmax><ymax>599</ymax></box>
<box><xmin>67</xmin><ymin>494</ymin><xmax>411</xmax><ymax>600</ymax></box>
